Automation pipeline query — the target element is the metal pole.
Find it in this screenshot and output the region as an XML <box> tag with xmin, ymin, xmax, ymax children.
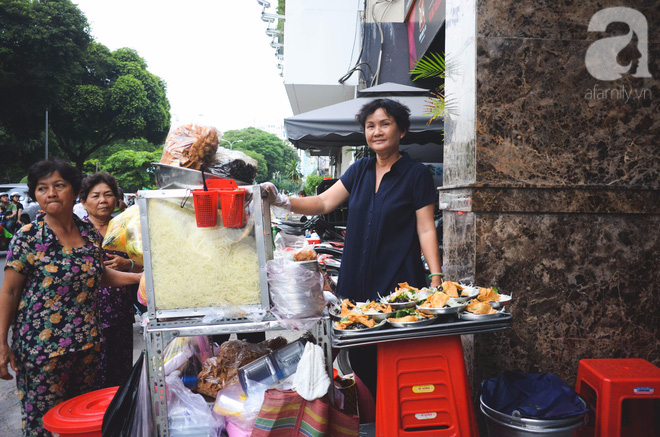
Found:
<box><xmin>45</xmin><ymin>109</ymin><xmax>48</xmax><ymax>159</ymax></box>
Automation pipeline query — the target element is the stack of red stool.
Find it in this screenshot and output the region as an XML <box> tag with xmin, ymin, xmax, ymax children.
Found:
<box><xmin>575</xmin><ymin>358</ymin><xmax>660</xmax><ymax>437</ymax></box>
<box><xmin>375</xmin><ymin>335</ymin><xmax>478</xmax><ymax>436</ymax></box>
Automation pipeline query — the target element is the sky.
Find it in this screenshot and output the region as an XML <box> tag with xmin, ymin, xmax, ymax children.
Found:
<box><xmin>73</xmin><ymin>0</ymin><xmax>293</xmax><ymax>136</ymax></box>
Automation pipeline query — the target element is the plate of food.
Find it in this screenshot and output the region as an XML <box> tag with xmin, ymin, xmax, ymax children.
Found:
<box><xmin>333</xmin><ymin>316</ymin><xmax>387</xmax><ymax>335</ymax></box>
<box><xmin>328</xmin><ymin>299</ymin><xmax>358</xmax><ymax>321</ymax></box>
<box><xmin>379</xmin><ymin>282</ymin><xmax>422</xmax><ymax>309</ymax></box>
<box><xmin>356</xmin><ymin>301</ymin><xmax>395</xmax><ymax>322</ymax></box>
<box><xmin>458</xmin><ymin>300</ymin><xmax>507</xmax><ymax>320</ymax></box>
<box><xmin>471</xmin><ymin>287</ymin><xmax>512</xmax><ymax>308</ymax></box>
<box><xmin>386</xmin><ymin>308</ymin><xmax>438</xmax><ymax>328</ymax></box>
<box><xmin>417</xmin><ymin>291</ymin><xmax>467</xmax><ymax>315</ymax></box>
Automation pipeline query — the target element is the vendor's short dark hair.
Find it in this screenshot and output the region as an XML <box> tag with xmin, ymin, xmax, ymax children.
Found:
<box><xmin>79</xmin><ymin>172</ymin><xmax>120</xmax><ymax>201</ymax></box>
<box><xmin>355</xmin><ymin>98</ymin><xmax>411</xmax><ymax>134</ymax></box>
<box><xmin>27</xmin><ymin>159</ymin><xmax>82</xmax><ymax>200</ymax></box>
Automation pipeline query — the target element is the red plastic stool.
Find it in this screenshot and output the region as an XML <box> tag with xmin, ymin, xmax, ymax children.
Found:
<box><xmin>375</xmin><ymin>335</ymin><xmax>478</xmax><ymax>437</ymax></box>
<box><xmin>575</xmin><ymin>358</ymin><xmax>660</xmax><ymax>437</ymax></box>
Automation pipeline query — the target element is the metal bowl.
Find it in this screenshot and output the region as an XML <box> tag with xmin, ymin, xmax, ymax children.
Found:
<box><xmin>387</xmin><ymin>316</ymin><xmax>438</xmax><ymax>328</ymax></box>
<box><xmin>152</xmin><ymin>162</ymin><xmax>249</xmax><ymax>189</ymax></box>
<box><xmin>489</xmin><ymin>294</ymin><xmax>512</xmax><ymax>309</ymax></box>
<box><xmin>416</xmin><ymin>302</ymin><xmax>466</xmax><ymax>315</ymax></box>
<box><xmin>360</xmin><ymin>309</ymin><xmax>396</xmax><ymax>322</ymax></box>
<box><xmin>458</xmin><ymin>308</ymin><xmax>507</xmax><ymax>320</ymax></box>
<box><xmin>380</xmin><ymin>300</ymin><xmax>418</xmax><ymax>310</ymax></box>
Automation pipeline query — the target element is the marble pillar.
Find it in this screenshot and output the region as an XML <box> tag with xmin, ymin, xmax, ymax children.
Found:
<box><xmin>442</xmin><ymin>0</ymin><xmax>660</xmax><ymax>395</ymax></box>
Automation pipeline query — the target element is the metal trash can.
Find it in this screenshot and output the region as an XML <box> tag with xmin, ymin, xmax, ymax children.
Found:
<box><xmin>480</xmin><ymin>395</ymin><xmax>587</xmax><ymax>437</ymax></box>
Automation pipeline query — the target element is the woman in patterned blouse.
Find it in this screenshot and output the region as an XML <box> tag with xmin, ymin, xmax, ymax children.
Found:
<box><xmin>79</xmin><ymin>172</ymin><xmax>143</xmax><ymax>390</ymax></box>
<box><xmin>0</xmin><ymin>159</ymin><xmax>141</xmax><ymax>437</ymax></box>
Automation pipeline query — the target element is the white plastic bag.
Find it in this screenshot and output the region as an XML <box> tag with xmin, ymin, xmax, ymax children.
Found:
<box><xmin>128</xmin><ymin>354</ymin><xmax>153</xmax><ymax>436</ymax></box>
<box><xmin>166</xmin><ymin>373</ymin><xmax>224</xmax><ymax>436</ymax></box>
<box><xmin>291</xmin><ymin>343</ymin><xmax>331</xmax><ymax>401</ymax></box>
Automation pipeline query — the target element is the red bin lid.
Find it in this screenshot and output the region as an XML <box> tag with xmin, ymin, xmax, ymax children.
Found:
<box><xmin>43</xmin><ymin>386</ymin><xmax>118</xmax><ymax>433</ymax></box>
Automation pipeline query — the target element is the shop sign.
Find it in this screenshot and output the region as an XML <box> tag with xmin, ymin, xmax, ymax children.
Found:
<box><xmin>407</xmin><ymin>0</ymin><xmax>445</xmax><ymax>69</ymax></box>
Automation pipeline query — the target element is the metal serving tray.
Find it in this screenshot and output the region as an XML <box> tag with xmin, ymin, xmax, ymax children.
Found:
<box><xmin>331</xmin><ymin>312</ymin><xmax>513</xmax><ymax>348</ymax></box>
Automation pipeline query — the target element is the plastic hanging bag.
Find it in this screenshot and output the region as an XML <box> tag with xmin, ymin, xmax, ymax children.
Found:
<box><xmin>128</xmin><ymin>352</ymin><xmax>153</xmax><ymax>436</ymax></box>
<box><xmin>197</xmin><ymin>340</ymin><xmax>272</xmax><ymax>398</ymax></box>
<box><xmin>163</xmin><ymin>338</ymin><xmax>194</xmax><ymax>376</ymax></box>
<box><xmin>102</xmin><ymin>205</ymin><xmax>142</xmax><ymax>264</ymax></box>
<box><xmin>266</xmin><ymin>258</ymin><xmax>325</xmax><ymax>320</ymax></box>
<box><xmin>291</xmin><ymin>343</ymin><xmax>330</xmax><ymax>401</ymax></box>
<box><xmin>208</xmin><ymin>147</ymin><xmax>259</xmax><ymax>184</ymax></box>
<box><xmin>166</xmin><ymin>373</ymin><xmax>224</xmax><ymax>436</ymax></box>
<box><xmin>137</xmin><ymin>274</ymin><xmax>147</xmax><ymax>306</ymax></box>
<box><xmin>102</xmin><ymin>351</ymin><xmax>145</xmax><ymax>437</ymax></box>
<box><xmin>161</xmin><ymin>123</ymin><xmax>221</xmax><ymax>170</ymax></box>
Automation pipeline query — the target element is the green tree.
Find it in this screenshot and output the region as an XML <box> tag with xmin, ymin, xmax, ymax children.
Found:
<box><xmin>283</xmin><ymin>158</ymin><xmax>302</xmax><ymax>186</ymax></box>
<box><xmin>221</xmin><ymin>128</ymin><xmax>298</xmax><ymax>182</ymax></box>
<box><xmin>0</xmin><ymin>1</ymin><xmax>171</xmax><ymax>174</ymax></box>
<box><xmin>99</xmin><ymin>149</ymin><xmax>162</xmax><ymax>192</ymax></box>
<box><xmin>0</xmin><ymin>0</ymin><xmax>92</xmax><ymax>172</ymax></box>
<box><xmin>50</xmin><ymin>45</ymin><xmax>170</xmax><ymax>168</ymax></box>
<box><xmin>304</xmin><ymin>173</ymin><xmax>324</xmax><ymax>196</ymax></box>
<box><xmin>89</xmin><ymin>138</ymin><xmax>161</xmax><ymax>162</ymax></box>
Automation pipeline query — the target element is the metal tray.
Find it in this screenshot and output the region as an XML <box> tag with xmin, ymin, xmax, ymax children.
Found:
<box><xmin>387</xmin><ymin>316</ymin><xmax>438</xmax><ymax>328</ymax></box>
<box><xmin>331</xmin><ymin>313</ymin><xmax>513</xmax><ymax>348</ymax></box>
<box><xmin>333</xmin><ymin>320</ymin><xmax>387</xmax><ymax>336</ymax></box>
<box><xmin>458</xmin><ymin>308</ymin><xmax>508</xmax><ymax>320</ymax></box>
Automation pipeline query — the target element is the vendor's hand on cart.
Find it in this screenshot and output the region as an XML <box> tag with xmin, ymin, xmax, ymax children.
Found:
<box><xmin>260</xmin><ymin>182</ymin><xmax>291</xmax><ymax>210</ymax></box>
<box><xmin>0</xmin><ymin>344</ymin><xmax>17</xmax><ymax>381</ymax></box>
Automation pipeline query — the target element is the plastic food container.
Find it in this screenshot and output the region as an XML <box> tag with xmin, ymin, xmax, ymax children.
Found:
<box><xmin>272</xmin><ymin>340</ymin><xmax>306</xmax><ymax>379</ymax></box>
<box><xmin>238</xmin><ymin>340</ymin><xmax>306</xmax><ymax>391</ymax></box>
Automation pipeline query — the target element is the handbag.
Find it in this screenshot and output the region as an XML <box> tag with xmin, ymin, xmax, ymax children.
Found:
<box><xmin>251</xmin><ymin>389</ymin><xmax>360</xmax><ymax>437</ymax></box>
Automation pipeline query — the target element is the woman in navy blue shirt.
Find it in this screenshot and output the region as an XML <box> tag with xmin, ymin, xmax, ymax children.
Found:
<box><xmin>264</xmin><ymin>98</ymin><xmax>442</xmax><ymax>299</ymax></box>
<box><xmin>263</xmin><ymin>99</ymin><xmax>442</xmax><ymax>401</ymax></box>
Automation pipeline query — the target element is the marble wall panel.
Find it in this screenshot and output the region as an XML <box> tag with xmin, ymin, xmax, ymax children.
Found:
<box><xmin>467</xmin><ymin>212</ymin><xmax>660</xmax><ymax>386</ymax></box>
<box><xmin>477</xmin><ymin>0</ymin><xmax>660</xmax><ymax>43</ymax></box>
<box><xmin>476</xmin><ymin>37</ymin><xmax>660</xmax><ymax>188</ymax></box>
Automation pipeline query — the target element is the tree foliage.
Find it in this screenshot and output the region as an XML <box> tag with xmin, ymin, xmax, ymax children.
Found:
<box><xmin>304</xmin><ymin>173</ymin><xmax>325</xmax><ymax>196</ymax></box>
<box><xmin>50</xmin><ymin>45</ymin><xmax>170</xmax><ymax>167</ymax></box>
<box><xmin>221</xmin><ymin>128</ymin><xmax>298</xmax><ymax>183</ymax></box>
<box><xmin>0</xmin><ymin>0</ymin><xmax>92</xmax><ymax>176</ymax></box>
<box><xmin>0</xmin><ymin>0</ymin><xmax>170</xmax><ymax>178</ymax></box>
<box><xmin>97</xmin><ymin>149</ymin><xmax>162</xmax><ymax>192</ymax></box>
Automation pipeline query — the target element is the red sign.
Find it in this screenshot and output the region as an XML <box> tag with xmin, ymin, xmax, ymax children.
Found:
<box><xmin>407</xmin><ymin>0</ymin><xmax>445</xmax><ymax>69</ymax></box>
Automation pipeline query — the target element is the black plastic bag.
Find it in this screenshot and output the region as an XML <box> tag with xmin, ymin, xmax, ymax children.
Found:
<box><xmin>102</xmin><ymin>350</ymin><xmax>145</xmax><ymax>437</ymax></box>
<box><xmin>480</xmin><ymin>371</ymin><xmax>590</xmax><ymax>419</ymax></box>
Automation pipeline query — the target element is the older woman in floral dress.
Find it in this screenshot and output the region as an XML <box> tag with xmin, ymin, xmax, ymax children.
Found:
<box><xmin>79</xmin><ymin>172</ymin><xmax>142</xmax><ymax>390</ymax></box>
<box><xmin>0</xmin><ymin>159</ymin><xmax>141</xmax><ymax>437</ymax></box>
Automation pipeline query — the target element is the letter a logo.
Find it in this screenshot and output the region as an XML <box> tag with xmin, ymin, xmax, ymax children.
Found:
<box><xmin>586</xmin><ymin>7</ymin><xmax>652</xmax><ymax>81</ymax></box>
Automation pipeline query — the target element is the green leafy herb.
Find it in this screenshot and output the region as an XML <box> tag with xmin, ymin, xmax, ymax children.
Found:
<box><xmin>394</xmin><ymin>308</ymin><xmax>417</xmax><ymax>318</ymax></box>
<box><xmin>390</xmin><ymin>291</ymin><xmax>413</xmax><ymax>303</ymax></box>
